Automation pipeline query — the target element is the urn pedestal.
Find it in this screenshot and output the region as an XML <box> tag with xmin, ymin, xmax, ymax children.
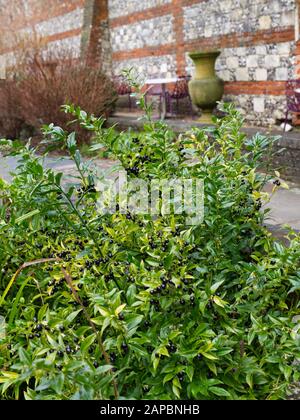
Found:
<box><xmin>188</xmin><ymin>51</ymin><xmax>224</xmax><ymax>114</ymax></box>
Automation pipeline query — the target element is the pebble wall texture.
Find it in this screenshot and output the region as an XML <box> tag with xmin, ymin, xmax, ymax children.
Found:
<box><xmin>99</xmin><ymin>21</ymin><xmax>113</xmax><ymax>75</ymax></box>
<box><xmin>185</xmin><ymin>42</ymin><xmax>295</xmax><ymax>82</ymax></box>
<box><xmin>110</xmin><ymin>15</ymin><xmax>175</xmax><ymax>52</ymax></box>
<box><xmin>216</xmin><ymin>42</ymin><xmax>295</xmax><ymax>82</ymax></box>
<box><xmin>45</xmin><ymin>35</ymin><xmax>82</xmax><ymax>59</ymax></box>
<box><xmin>34</xmin><ymin>8</ymin><xmax>83</xmax><ymax>38</ymax></box>
<box><xmin>0</xmin><ymin>1</ymin><xmax>85</xmax><ymax>66</ymax></box>
<box><xmin>108</xmin><ymin>0</ymin><xmax>172</xmax><ymax>19</ymax></box>
<box><xmin>223</xmin><ymin>94</ymin><xmax>287</xmax><ymax>126</ymax></box>
<box><xmin>113</xmin><ymin>54</ymin><xmax>177</xmax><ymax>80</ymax></box>
<box><xmin>183</xmin><ymin>0</ymin><xmax>296</xmax><ymax>40</ymax></box>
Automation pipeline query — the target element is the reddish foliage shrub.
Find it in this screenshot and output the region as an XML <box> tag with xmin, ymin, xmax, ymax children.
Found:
<box><xmin>0</xmin><ymin>50</ymin><xmax>117</xmax><ymax>143</ymax></box>
<box><xmin>0</xmin><ymin>79</ymin><xmax>24</xmax><ymax>138</ymax></box>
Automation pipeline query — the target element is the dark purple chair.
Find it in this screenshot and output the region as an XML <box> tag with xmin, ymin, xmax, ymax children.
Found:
<box><xmin>113</xmin><ymin>74</ymin><xmax>133</xmax><ymax>110</ymax></box>
<box><xmin>166</xmin><ymin>75</ymin><xmax>193</xmax><ymax>117</ymax></box>
<box><xmin>284</xmin><ymin>79</ymin><xmax>300</xmax><ymax>131</ymax></box>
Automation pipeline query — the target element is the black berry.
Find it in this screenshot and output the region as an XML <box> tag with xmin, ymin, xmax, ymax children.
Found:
<box><xmin>121</xmin><ymin>343</ymin><xmax>129</xmax><ymax>353</ymax></box>
<box><xmin>65</xmin><ymin>346</ymin><xmax>72</xmax><ymax>354</ymax></box>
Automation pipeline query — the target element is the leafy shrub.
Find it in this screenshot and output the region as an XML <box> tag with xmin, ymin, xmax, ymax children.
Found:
<box><xmin>0</xmin><ymin>49</ymin><xmax>117</xmax><ymax>142</ymax></box>
<box><xmin>0</xmin><ymin>86</ymin><xmax>300</xmax><ymax>400</ymax></box>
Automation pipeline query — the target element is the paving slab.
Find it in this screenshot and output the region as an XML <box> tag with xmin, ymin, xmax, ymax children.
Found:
<box><xmin>0</xmin><ymin>155</ymin><xmax>76</xmax><ymax>182</ymax></box>
<box><xmin>264</xmin><ymin>186</ymin><xmax>300</xmax><ymax>231</ymax></box>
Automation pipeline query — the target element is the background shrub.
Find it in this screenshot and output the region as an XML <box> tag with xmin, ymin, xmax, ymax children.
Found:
<box><xmin>0</xmin><ymin>48</ymin><xmax>117</xmax><ymax>142</ymax></box>
<box><xmin>0</xmin><ymin>79</ymin><xmax>24</xmax><ymax>139</ymax></box>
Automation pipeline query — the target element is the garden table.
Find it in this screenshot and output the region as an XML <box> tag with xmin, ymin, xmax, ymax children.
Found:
<box><xmin>145</xmin><ymin>77</ymin><xmax>178</xmax><ymax>120</ymax></box>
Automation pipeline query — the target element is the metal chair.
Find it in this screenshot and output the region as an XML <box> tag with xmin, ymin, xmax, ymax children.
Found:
<box><xmin>113</xmin><ymin>74</ymin><xmax>133</xmax><ymax>110</ymax></box>
<box><xmin>284</xmin><ymin>79</ymin><xmax>300</xmax><ymax>131</ymax></box>
<box><xmin>145</xmin><ymin>84</ymin><xmax>164</xmax><ymax>118</ymax></box>
<box><xmin>166</xmin><ymin>75</ymin><xmax>193</xmax><ymax>117</ymax></box>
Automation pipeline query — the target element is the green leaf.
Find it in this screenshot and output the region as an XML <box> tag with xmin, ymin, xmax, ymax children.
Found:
<box><xmin>189</xmin><ymin>381</ymin><xmax>209</xmax><ymax>398</ymax></box>
<box><xmin>98</xmin><ymin>307</ymin><xmax>110</xmax><ymax>317</ymax></box>
<box><xmin>89</xmin><ymin>143</ymin><xmax>106</xmax><ymax>151</ymax></box>
<box><xmin>127</xmin><ymin>315</ymin><xmax>143</xmax><ymax>331</ymax></box>
<box><xmin>246</xmin><ymin>373</ymin><xmax>253</xmax><ymax>389</ymax></box>
<box><xmin>172</xmin><ymin>376</ymin><xmax>182</xmax><ymax>389</ymax></box>
<box><xmin>210</xmin><ymin>280</ymin><xmax>224</xmax><ymax>293</ymax></box>
<box><xmin>248</xmin><ymin>330</ymin><xmax>256</xmax><ymax>345</ymax></box>
<box><xmin>212</xmin><ymin>295</ymin><xmax>228</xmax><ymax>308</ymax></box>
<box><xmin>66</xmin><ymin>309</ymin><xmax>82</xmax><ymax>324</ymax></box>
<box><xmin>145</xmin><ymin>258</ymin><xmax>160</xmax><ymax>267</ymax></box>
<box><xmin>8</xmin><ymin>277</ymin><xmax>31</xmax><ymax>325</ymax></box>
<box><xmin>18</xmin><ymin>348</ymin><xmax>31</xmax><ymax>365</ymax></box>
<box><xmin>163</xmin><ymin>373</ymin><xmax>174</xmax><ymax>385</ymax></box>
<box><xmin>115</xmin><ymin>304</ymin><xmax>126</xmax><ymax>315</ymax></box>
<box><xmin>95</xmin><ymin>365</ymin><xmax>113</xmax><ymax>375</ymax></box>
<box><xmin>153</xmin><ymin>357</ymin><xmax>160</xmax><ymax>371</ymax></box>
<box><xmin>129</xmin><ymin>343</ymin><xmax>148</xmax><ymax>357</ymax></box>
<box><xmin>209</xmin><ymin>386</ymin><xmax>231</xmax><ymax>398</ymax></box>
<box><xmin>38</xmin><ymin>304</ymin><xmax>48</xmax><ymax>322</ymax></box>
<box><xmin>15</xmin><ymin>209</ymin><xmax>40</xmax><ymax>224</ymax></box>
<box><xmin>46</xmin><ymin>333</ymin><xmax>59</xmax><ymax>349</ymax></box>
<box><xmin>221</xmin><ymin>202</ymin><xmax>235</xmax><ymax>209</ymax></box>
<box><xmin>158</xmin><ymin>346</ymin><xmax>170</xmax><ymax>357</ymax></box>
<box><xmin>81</xmin><ymin>334</ymin><xmax>96</xmax><ymax>353</ymax></box>
<box><xmin>202</xmin><ymin>352</ymin><xmax>218</xmax><ymax>361</ymax></box>
<box><xmin>172</xmin><ymin>383</ymin><xmax>181</xmax><ymax>399</ymax></box>
<box><xmin>67</xmin><ymin>132</ymin><xmax>77</xmax><ymax>153</ymax></box>
<box><xmin>101</xmin><ymin>317</ymin><xmax>111</xmax><ymax>336</ymax></box>
<box><xmin>186</xmin><ymin>366</ymin><xmax>194</xmax><ymax>382</ymax></box>
<box><xmin>51</xmin><ymin>373</ymin><xmax>65</xmax><ymax>394</ymax></box>
<box><xmin>206</xmin><ymin>362</ymin><xmax>217</xmax><ymax>375</ymax></box>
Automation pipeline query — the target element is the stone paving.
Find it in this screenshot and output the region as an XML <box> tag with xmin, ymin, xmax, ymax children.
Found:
<box><xmin>263</xmin><ymin>182</ymin><xmax>300</xmax><ymax>231</ymax></box>
<box><xmin>1</xmin><ymin>153</ymin><xmax>299</xmax><ymax>231</ymax></box>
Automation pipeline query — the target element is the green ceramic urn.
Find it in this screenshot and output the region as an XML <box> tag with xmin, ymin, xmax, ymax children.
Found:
<box><xmin>188</xmin><ymin>51</ymin><xmax>224</xmax><ymax>112</ymax></box>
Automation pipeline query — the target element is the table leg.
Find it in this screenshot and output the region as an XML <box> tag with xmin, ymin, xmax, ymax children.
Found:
<box><xmin>161</xmin><ymin>83</ymin><xmax>167</xmax><ymax>120</ymax></box>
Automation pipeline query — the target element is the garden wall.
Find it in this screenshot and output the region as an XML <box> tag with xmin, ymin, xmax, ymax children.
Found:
<box><xmin>1</xmin><ymin>0</ymin><xmax>300</xmax><ymax>127</ymax></box>
<box><xmin>0</xmin><ymin>0</ymin><xmax>85</xmax><ymax>66</ymax></box>
<box><xmin>109</xmin><ymin>0</ymin><xmax>299</xmax><ymax>126</ymax></box>
<box><xmin>0</xmin><ymin>0</ymin><xmax>110</xmax><ymax>72</ymax></box>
